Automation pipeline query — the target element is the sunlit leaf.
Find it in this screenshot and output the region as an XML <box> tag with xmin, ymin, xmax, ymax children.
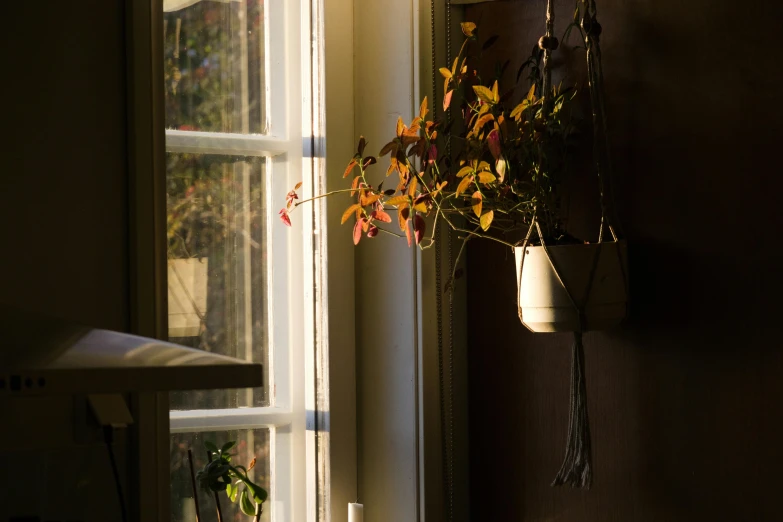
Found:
<box><xmin>491</xmin><ymin>80</ymin><xmax>499</xmax><ymax>102</ymax></box>
<box><xmin>408</xmin><ymin>176</ymin><xmax>419</xmax><ymax>197</ymax></box>
<box><xmin>398</xmin><ymin>206</ymin><xmax>411</xmax><ymax>231</ymax></box>
<box><xmin>443</xmin><ymin>90</ymin><xmax>454</xmax><ymax>111</ymax></box>
<box><xmin>386</xmin><ymin>195</ymin><xmax>409</xmax><ymax>207</ymax></box>
<box><xmin>396</xmin><ymin>117</ymin><xmax>405</xmax><ymax>137</ymax></box>
<box><xmin>240</xmin><ymin>489</ymin><xmax>255</xmax><ymax>516</ymax></box>
<box><xmin>461</xmin><ymin>22</ymin><xmax>476</xmax><ymax>37</ymax></box>
<box><xmin>473</xmin><ymin>85</ymin><xmax>495</xmax><ymax>105</ymax></box>
<box><xmin>477</xmin><ymin>171</ymin><xmax>496</xmax><ymax>184</ymax></box>
<box><xmin>478</xmin><ymin>161</ymin><xmax>491</xmax><ymax>172</ymax></box>
<box><xmin>351</xmin><ymin>176</ymin><xmax>361</xmax><ymax>196</ymax></box>
<box><xmin>526</xmin><ymin>83</ymin><xmax>536</xmax><ymax>102</ymax></box>
<box><xmin>472</xmin><ymin>191</ymin><xmax>483</xmax><ymax>217</ymax></box>
<box><xmin>439</xmin><ymin>67</ymin><xmax>452</xmax><ymax>79</ymax></box>
<box><xmin>353</xmin><ymin>219</ymin><xmax>364</xmax><ymax>245</ymax></box>
<box><xmin>341</xmin><ymin>204</ymin><xmax>361</xmax><ymax>224</ymax></box>
<box><xmin>457</xmin><ymin>165</ymin><xmax>473</xmax><ymax>178</ymax></box>
<box><xmin>372</xmin><ymin>210</ymin><xmax>392</xmax><ymax>223</ymax></box>
<box><xmin>472</xmin><ymin>113</ymin><xmax>495</xmax><ymax>134</ymax></box>
<box><xmin>480</xmin><ymin>210</ymin><xmax>494</xmax><ymax>231</ymax></box>
<box><xmin>419</xmin><ymin>97</ymin><xmax>428</xmax><ymax>119</ymax></box>
<box><xmin>343</xmin><ymin>159</ymin><xmax>357</xmax><ymax>178</ymax></box>
<box><xmin>456</xmin><ymin>175</ymin><xmax>473</xmax><ymax>197</ymax></box>
<box><xmin>496</xmin><ymin>157</ymin><xmax>507</xmax><ymax>183</ymax></box>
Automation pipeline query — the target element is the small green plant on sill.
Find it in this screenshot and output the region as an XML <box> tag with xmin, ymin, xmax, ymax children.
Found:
<box><xmin>279</xmin><ymin>21</ymin><xmax>580</xmax><ymax>262</ymax></box>
<box><xmin>197</xmin><ymin>440</ymin><xmax>268</xmax><ymax>521</ymax></box>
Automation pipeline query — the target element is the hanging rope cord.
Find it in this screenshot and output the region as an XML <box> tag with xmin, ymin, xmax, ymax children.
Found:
<box><xmin>434</xmin><ymin>0</ymin><xmax>456</xmax><ymax>519</ymax></box>
<box><xmin>513</xmin><ymin>0</ymin><xmax>627</xmax><ymax>489</ymax></box>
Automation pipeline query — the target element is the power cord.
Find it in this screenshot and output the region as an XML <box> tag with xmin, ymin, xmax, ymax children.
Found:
<box><xmin>103</xmin><ymin>426</ymin><xmax>129</xmax><ymax>522</ymax></box>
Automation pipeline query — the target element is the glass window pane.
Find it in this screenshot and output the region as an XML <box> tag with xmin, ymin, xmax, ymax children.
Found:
<box><xmin>170</xmin><ymin>429</ymin><xmax>271</xmax><ymax>522</ymax></box>
<box><xmin>166</xmin><ymin>152</ymin><xmax>269</xmax><ymax>409</ymax></box>
<box><xmin>164</xmin><ymin>0</ymin><xmax>267</xmax><ymax>134</ymax></box>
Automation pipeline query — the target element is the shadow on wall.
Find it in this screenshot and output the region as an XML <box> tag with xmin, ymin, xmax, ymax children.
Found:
<box><xmin>466</xmin><ymin>0</ymin><xmax>783</xmax><ymax>520</ymax></box>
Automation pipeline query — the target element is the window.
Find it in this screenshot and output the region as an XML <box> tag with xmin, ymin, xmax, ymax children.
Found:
<box><xmin>161</xmin><ymin>1</ymin><xmax>306</xmax><ymax>520</ymax></box>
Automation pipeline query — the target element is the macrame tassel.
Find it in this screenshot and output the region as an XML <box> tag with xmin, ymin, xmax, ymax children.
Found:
<box><xmin>551</xmin><ymin>331</ymin><xmax>592</xmax><ymax>488</ymax></box>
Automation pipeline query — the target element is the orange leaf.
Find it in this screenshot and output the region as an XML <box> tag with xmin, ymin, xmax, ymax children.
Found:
<box><xmin>342</xmin><ymin>204</ymin><xmax>361</xmax><ymax>224</ymax></box>
<box><xmin>398</xmin><ymin>205</ymin><xmax>411</xmax><ymax>231</ymax></box>
<box><xmin>439</xmin><ymin>67</ymin><xmax>452</xmax><ymax>79</ymax></box>
<box><xmin>491</xmin><ymin>80</ymin><xmax>499</xmax><ymax>102</ymax></box>
<box><xmin>477</xmin><ymin>172</ymin><xmax>496</xmax><ymax>184</ymax></box>
<box><xmin>408</xmin><ymin>177</ymin><xmax>419</xmax><ymax>197</ymax></box>
<box><xmin>294</xmin><ymin>182</ymin><xmax>303</xmax><ymax>190</ymax></box>
<box><xmin>351</xmin><ymin>175</ymin><xmax>361</xmax><ymax>196</ymax></box>
<box><xmin>361</xmin><ymin>193</ymin><xmax>381</xmax><ymax>207</ymax></box>
<box><xmin>396</xmin><ymin>117</ymin><xmax>405</xmax><ymax>137</ymax></box>
<box><xmin>461</xmin><ymin>22</ymin><xmax>476</xmax><ymax>37</ymax></box>
<box><xmin>419</xmin><ymin>97</ymin><xmax>428</xmax><ymax>119</ymax></box>
<box><xmin>480</xmin><ymin>210</ymin><xmax>494</xmax><ymax>231</ymax></box>
<box><xmin>472</xmin><ymin>191</ymin><xmax>483</xmax><ymax>217</ymax></box>
<box><xmin>372</xmin><ymin>209</ymin><xmax>392</xmax><ymax>223</ymax></box>
<box><xmin>456</xmin><ymin>175</ymin><xmax>473</xmax><ymax>197</ymax></box>
<box><xmin>456</xmin><ymin>165</ymin><xmax>473</xmax><ymax>178</ymax></box>
<box><xmin>343</xmin><ymin>159</ymin><xmax>357</xmax><ymax>178</ymax></box>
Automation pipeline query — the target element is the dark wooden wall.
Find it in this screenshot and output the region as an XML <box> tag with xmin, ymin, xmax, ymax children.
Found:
<box><xmin>465</xmin><ymin>1</ymin><xmax>783</xmax><ymax>520</ymax></box>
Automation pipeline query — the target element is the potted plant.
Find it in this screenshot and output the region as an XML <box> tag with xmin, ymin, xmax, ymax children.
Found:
<box><xmin>281</xmin><ymin>1</ymin><xmax>626</xmax><ymax>488</ymax></box>
<box><xmin>196</xmin><ymin>440</ymin><xmax>268</xmax><ymax>521</ymax></box>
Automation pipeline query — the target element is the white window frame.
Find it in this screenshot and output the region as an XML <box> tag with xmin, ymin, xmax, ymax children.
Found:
<box><xmin>162</xmin><ymin>0</ymin><xmax>308</xmax><ymax>521</ymax></box>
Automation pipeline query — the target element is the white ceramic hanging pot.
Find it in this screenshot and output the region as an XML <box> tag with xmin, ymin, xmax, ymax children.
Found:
<box><xmin>514</xmin><ymin>240</ymin><xmax>628</xmax><ymax>333</ymax></box>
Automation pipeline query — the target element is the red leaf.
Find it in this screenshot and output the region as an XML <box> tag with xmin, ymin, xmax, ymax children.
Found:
<box><xmin>367</xmin><ymin>225</ymin><xmax>379</xmax><ymax>238</ymax></box>
<box><xmin>353</xmin><ymin>218</ymin><xmax>365</xmax><ymax>245</ymax></box>
<box><xmin>372</xmin><ymin>210</ymin><xmax>392</xmax><ymax>223</ymax></box>
<box><xmin>443</xmin><ymin>90</ymin><xmax>454</xmax><ymax>111</ymax></box>
<box><xmin>279</xmin><ymin>209</ymin><xmax>292</xmax><ymax>227</ymax></box>
<box><xmin>487</xmin><ymin>129</ymin><xmax>501</xmax><ymax>160</ymax></box>
<box><xmin>413</xmin><ymin>214</ymin><xmax>426</xmax><ymax>245</ymax></box>
<box><xmin>404</xmin><ymin>220</ymin><xmax>412</xmax><ymax>247</ymax></box>
<box><xmin>428</xmin><ymin>144</ymin><xmax>438</xmax><ymax>164</ymax></box>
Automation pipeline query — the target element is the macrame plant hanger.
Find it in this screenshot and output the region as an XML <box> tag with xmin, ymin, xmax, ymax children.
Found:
<box><xmin>434</xmin><ymin>0</ymin><xmax>456</xmax><ymax>520</ymax></box>
<box><xmin>515</xmin><ymin>0</ymin><xmax>625</xmax><ymax>489</ymax></box>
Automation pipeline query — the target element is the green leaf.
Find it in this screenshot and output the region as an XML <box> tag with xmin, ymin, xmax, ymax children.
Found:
<box><xmin>240</xmin><ymin>488</ymin><xmax>255</xmax><ymax>516</ymax></box>
<box><xmin>221</xmin><ymin>441</ymin><xmax>237</xmax><ymax>453</ymax></box>
<box><xmin>204</xmin><ymin>441</ymin><xmax>219</xmax><ymax>454</ymax></box>
<box><xmin>246</xmin><ymin>481</ymin><xmax>268</xmax><ymax>504</ymax></box>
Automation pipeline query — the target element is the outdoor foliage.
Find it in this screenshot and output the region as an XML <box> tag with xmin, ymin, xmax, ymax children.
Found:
<box><xmin>281</xmin><ymin>20</ymin><xmax>582</xmax><ymax>250</ymax></box>
<box><xmin>198</xmin><ymin>440</ymin><xmax>268</xmax><ymax>521</ymax></box>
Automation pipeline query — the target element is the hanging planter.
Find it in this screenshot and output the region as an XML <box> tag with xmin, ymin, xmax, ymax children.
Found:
<box><xmin>515</xmin><ymin>240</ymin><xmax>627</xmax><ymax>333</ymax></box>
<box><xmin>279</xmin><ymin>0</ymin><xmax>622</xmax><ymax>491</ymax></box>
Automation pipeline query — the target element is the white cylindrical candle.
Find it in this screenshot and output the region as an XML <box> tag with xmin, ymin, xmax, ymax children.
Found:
<box><xmin>348</xmin><ymin>502</ymin><xmax>364</xmax><ymax>522</ymax></box>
